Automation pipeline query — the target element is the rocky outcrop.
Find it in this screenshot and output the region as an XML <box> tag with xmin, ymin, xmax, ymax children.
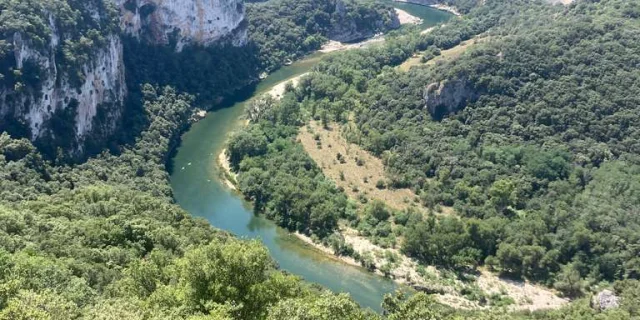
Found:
<box><xmin>114</xmin><ymin>0</ymin><xmax>248</xmax><ymax>50</ymax></box>
<box><xmin>592</xmin><ymin>290</ymin><xmax>620</xmax><ymax>311</ymax></box>
<box><xmin>329</xmin><ymin>0</ymin><xmax>400</xmax><ymax>42</ymax></box>
<box><xmin>424</xmin><ymin>79</ymin><xmax>478</xmax><ymax>119</ymax></box>
<box><xmin>0</xmin><ymin>23</ymin><xmax>126</xmax><ymax>154</ymax></box>
<box><xmin>1</xmin><ymin>0</ymin><xmax>249</xmax><ymax>157</ymax></box>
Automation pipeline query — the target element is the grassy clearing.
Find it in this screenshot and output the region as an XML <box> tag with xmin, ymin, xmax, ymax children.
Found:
<box><xmin>298</xmin><ymin>121</ymin><xmax>421</xmax><ymax>211</ymax></box>
<box><xmin>296</xmin><ymin>121</ymin><xmax>567</xmax><ymax>311</ymax></box>
<box><xmin>398</xmin><ymin>36</ymin><xmax>489</xmax><ymax>72</ymax></box>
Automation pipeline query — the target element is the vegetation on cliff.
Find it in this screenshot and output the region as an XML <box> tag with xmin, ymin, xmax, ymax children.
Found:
<box><xmin>2</xmin><ymin>0</ymin><xmax>640</xmax><ymax>318</ymax></box>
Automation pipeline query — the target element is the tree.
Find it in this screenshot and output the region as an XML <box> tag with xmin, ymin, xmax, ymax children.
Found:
<box><xmin>266</xmin><ymin>293</ymin><xmax>371</xmax><ymax>320</ymax></box>
<box><xmin>227</xmin><ymin>128</ymin><xmax>269</xmax><ymax>171</ymax></box>
<box><xmin>554</xmin><ymin>264</ymin><xmax>584</xmax><ymax>298</ymax></box>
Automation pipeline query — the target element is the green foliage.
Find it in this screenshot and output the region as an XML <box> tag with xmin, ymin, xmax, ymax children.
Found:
<box><xmin>247</xmin><ymin>0</ymin><xmax>398</xmax><ymax>72</ymax></box>
<box><xmin>0</xmin><ymin>0</ymin><xmax>119</xmax><ymax>87</ymax></box>
<box><xmin>266</xmin><ymin>293</ymin><xmax>372</xmax><ymax>320</ymax></box>
<box><xmin>229</xmin><ymin>105</ymin><xmax>347</xmax><ymax>237</ymax></box>
<box><xmin>278</xmin><ymin>0</ymin><xmax>640</xmax><ymax>288</ymax></box>
<box><xmin>3</xmin><ymin>0</ymin><xmax>640</xmax><ymax>318</ymax></box>
<box><xmin>0</xmin><ymin>85</ymin><xmax>368</xmax><ymax>319</ymax></box>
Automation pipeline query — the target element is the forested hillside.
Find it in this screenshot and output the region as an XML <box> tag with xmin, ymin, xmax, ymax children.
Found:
<box><xmin>248</xmin><ymin>0</ymin><xmax>399</xmax><ymax>71</ymax></box>
<box><xmin>227</xmin><ymin>0</ymin><xmax>640</xmax><ymax>317</ymax></box>
<box><xmin>124</xmin><ymin>0</ymin><xmax>400</xmax><ymax>107</ymax></box>
<box><xmin>0</xmin><ymin>86</ymin><xmax>382</xmax><ymax>319</ymax></box>
<box><xmin>0</xmin><ymin>0</ymin><xmax>403</xmax><ymax>318</ymax></box>
<box><xmin>2</xmin><ymin>0</ymin><xmax>640</xmax><ymax>318</ymax></box>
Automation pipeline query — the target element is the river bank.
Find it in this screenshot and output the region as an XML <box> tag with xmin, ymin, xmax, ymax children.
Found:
<box><xmin>211</xmin><ymin>9</ymin><xmax>569</xmax><ymax>310</ymax></box>
<box><xmin>217</xmin><ymin>142</ymin><xmax>427</xmax><ymax>289</ymax></box>
<box><xmin>218</xmin><ymin>141</ymin><xmax>568</xmax><ymax>311</ymax></box>
<box><xmin>393</xmin><ymin>0</ymin><xmax>462</xmax><ymax>16</ymax></box>
<box><xmin>171</xmin><ymin>4</ymin><xmax>461</xmax><ymax>312</ymax></box>
<box><xmin>395</xmin><ymin>8</ymin><xmax>424</xmax><ymax>25</ymax></box>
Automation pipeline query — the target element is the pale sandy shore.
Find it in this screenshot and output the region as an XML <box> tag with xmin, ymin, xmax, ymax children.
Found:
<box><xmin>319</xmin><ymin>36</ymin><xmax>386</xmax><ymax>53</ymax></box>
<box><xmin>395</xmin><ymin>8</ymin><xmax>423</xmax><ymax>25</ymax></box>
<box><xmin>430</xmin><ymin>3</ymin><xmax>462</xmax><ymax>16</ymax></box>
<box><xmin>217</xmin><ymin>149</ymin><xmax>237</xmax><ymax>191</ymax></box>
<box><xmin>266</xmin><ymin>73</ymin><xmax>309</xmax><ymax>99</ymax></box>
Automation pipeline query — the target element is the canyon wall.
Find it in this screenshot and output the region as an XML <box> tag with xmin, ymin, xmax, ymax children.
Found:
<box><xmin>0</xmin><ymin>0</ymin><xmax>248</xmax><ymax>157</ymax></box>
<box><xmin>114</xmin><ymin>0</ymin><xmax>247</xmax><ymax>50</ymax></box>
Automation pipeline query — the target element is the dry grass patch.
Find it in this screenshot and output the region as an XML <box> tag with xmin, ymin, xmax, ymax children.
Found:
<box><xmin>398</xmin><ymin>36</ymin><xmax>489</xmax><ymax>72</ymax></box>
<box><xmin>477</xmin><ymin>270</ymin><xmax>569</xmax><ymax>311</ymax></box>
<box><xmin>298</xmin><ymin>121</ymin><xmax>420</xmax><ymax>211</ymax></box>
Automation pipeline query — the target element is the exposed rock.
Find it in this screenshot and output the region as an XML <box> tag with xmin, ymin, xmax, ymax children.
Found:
<box><xmin>1</xmin><ymin>0</ymin><xmax>249</xmax><ymax>157</ymax></box>
<box><xmin>592</xmin><ymin>290</ymin><xmax>620</xmax><ymax>311</ymax></box>
<box><xmin>190</xmin><ymin>109</ymin><xmax>208</xmax><ymax>123</ymax></box>
<box><xmin>113</xmin><ymin>0</ymin><xmax>248</xmax><ymax>50</ymax></box>
<box><xmin>0</xmin><ymin>20</ymin><xmax>126</xmax><ymax>154</ymax></box>
<box><xmin>423</xmin><ymin>79</ymin><xmax>478</xmax><ymax>119</ymax></box>
<box><xmin>329</xmin><ymin>0</ymin><xmax>400</xmax><ymax>43</ymax></box>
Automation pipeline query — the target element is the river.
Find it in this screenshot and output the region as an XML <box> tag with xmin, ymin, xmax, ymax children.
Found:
<box><xmin>170</xmin><ymin>3</ymin><xmax>452</xmax><ymax>312</ymax></box>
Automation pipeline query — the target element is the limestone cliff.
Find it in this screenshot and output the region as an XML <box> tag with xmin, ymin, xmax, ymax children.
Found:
<box><xmin>1</xmin><ymin>0</ymin><xmax>248</xmax><ymax>158</ymax></box>
<box><xmin>115</xmin><ymin>0</ymin><xmax>248</xmax><ymax>50</ymax></box>
<box><xmin>0</xmin><ymin>18</ymin><xmax>126</xmax><ymax>155</ymax></box>
<box><xmin>424</xmin><ymin>79</ymin><xmax>478</xmax><ymax>119</ymax></box>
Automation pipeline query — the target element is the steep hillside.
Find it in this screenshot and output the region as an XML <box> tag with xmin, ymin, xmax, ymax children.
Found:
<box><xmin>114</xmin><ymin>0</ymin><xmax>248</xmax><ymax>50</ymax></box>
<box><xmin>0</xmin><ymin>0</ymin><xmax>248</xmax><ymax>160</ymax></box>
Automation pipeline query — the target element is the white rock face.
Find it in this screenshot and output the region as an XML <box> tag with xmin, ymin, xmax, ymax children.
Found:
<box><xmin>0</xmin><ymin>17</ymin><xmax>126</xmax><ymax>145</ymax></box>
<box><xmin>592</xmin><ymin>289</ymin><xmax>620</xmax><ymax>311</ymax></box>
<box><xmin>1</xmin><ymin>0</ymin><xmax>246</xmax><ymax>154</ymax></box>
<box><xmin>114</xmin><ymin>0</ymin><xmax>247</xmax><ymax>50</ymax></box>
<box><xmin>424</xmin><ymin>79</ymin><xmax>479</xmax><ymax>119</ymax></box>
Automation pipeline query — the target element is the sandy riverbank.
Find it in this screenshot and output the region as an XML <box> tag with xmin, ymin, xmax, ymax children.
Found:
<box><xmin>319</xmin><ymin>36</ymin><xmax>386</xmax><ymax>53</ymax></box>
<box><xmin>395</xmin><ymin>8</ymin><xmax>423</xmax><ymax>25</ymax></box>
<box><xmin>217</xmin><ymin>149</ymin><xmax>237</xmax><ymax>191</ymax></box>
<box><xmin>267</xmin><ymin>73</ymin><xmax>309</xmax><ymax>98</ymax></box>
<box><xmin>293</xmin><ymin>230</ymin><xmax>429</xmax><ymax>287</ymax></box>
<box><xmin>430</xmin><ymin>3</ymin><xmax>462</xmax><ymax>16</ymax></box>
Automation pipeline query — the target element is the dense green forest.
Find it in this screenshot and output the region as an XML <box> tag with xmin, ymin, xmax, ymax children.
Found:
<box><xmin>3</xmin><ymin>0</ymin><xmax>640</xmax><ymax>318</ymax></box>
<box><xmin>247</xmin><ymin>0</ymin><xmax>399</xmax><ymax>72</ymax></box>
<box><xmin>125</xmin><ymin>0</ymin><xmax>399</xmax><ymax>106</ymax></box>
<box><xmin>227</xmin><ymin>0</ymin><xmax>640</xmax><ymax>317</ymax></box>
<box><xmin>5</xmin><ymin>84</ymin><xmax>634</xmax><ymax>319</ymax></box>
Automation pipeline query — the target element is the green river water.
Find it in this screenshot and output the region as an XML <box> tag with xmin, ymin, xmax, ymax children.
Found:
<box><xmin>170</xmin><ymin>3</ymin><xmax>452</xmax><ymax>312</ymax></box>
